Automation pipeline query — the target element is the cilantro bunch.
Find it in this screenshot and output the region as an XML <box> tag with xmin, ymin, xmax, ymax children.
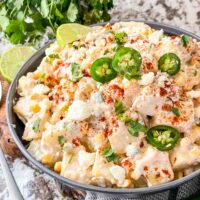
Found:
<box><xmin>0</xmin><ymin>0</ymin><xmax>113</xmax><ymax>45</ymax></box>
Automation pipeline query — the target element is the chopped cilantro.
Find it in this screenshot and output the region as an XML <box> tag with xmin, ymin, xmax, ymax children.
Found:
<box><xmin>45</xmin><ymin>57</ymin><xmax>52</xmax><ymax>64</ymax></box>
<box><xmin>126</xmin><ymin>120</ymin><xmax>147</xmax><ymax>137</ymax></box>
<box><xmin>70</xmin><ymin>62</ymin><xmax>83</xmax><ymax>82</ymax></box>
<box><xmin>48</xmin><ymin>54</ymin><xmax>59</xmax><ymax>59</ymax></box>
<box><xmin>102</xmin><ymin>149</ymin><xmax>118</xmax><ymax>162</ymax></box>
<box><xmin>40</xmin><ymin>73</ymin><xmax>46</xmax><ymax>79</ymax></box>
<box><xmin>32</xmin><ymin>117</ymin><xmax>41</xmax><ymax>133</ymax></box>
<box><xmin>181</xmin><ymin>35</ymin><xmax>190</xmax><ymax>46</ymax></box>
<box><xmin>114</xmin><ymin>101</ymin><xmax>125</xmax><ymax>117</ymax></box>
<box><xmin>171</xmin><ymin>106</ymin><xmax>180</xmax><ymax>117</ymax></box>
<box><xmin>132</xmin><ymin>74</ymin><xmax>142</xmax><ymax>80</ymax></box>
<box><xmin>68</xmin><ymin>154</ymin><xmax>74</xmax><ymax>164</ymax></box>
<box><xmin>115</xmin><ymin>32</ymin><xmax>128</xmax><ymax>44</ymax></box>
<box><xmin>194</xmin><ymin>70</ymin><xmax>198</xmax><ymax>76</ymax></box>
<box><xmin>58</xmin><ymin>135</ymin><xmax>65</xmax><ymax>145</ymax></box>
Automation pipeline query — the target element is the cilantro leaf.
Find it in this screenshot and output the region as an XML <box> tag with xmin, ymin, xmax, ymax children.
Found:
<box><xmin>0</xmin><ymin>16</ymin><xmax>9</xmax><ymax>31</ymax></box>
<box><xmin>171</xmin><ymin>106</ymin><xmax>180</xmax><ymax>117</ymax></box>
<box><xmin>115</xmin><ymin>32</ymin><xmax>128</xmax><ymax>44</ymax></box>
<box><xmin>10</xmin><ymin>32</ymin><xmax>26</xmax><ymax>44</ymax></box>
<box><xmin>48</xmin><ymin>53</ymin><xmax>59</xmax><ymax>59</ymax></box>
<box><xmin>114</xmin><ymin>101</ymin><xmax>125</xmax><ymax>117</ymax></box>
<box><xmin>32</xmin><ymin>117</ymin><xmax>41</xmax><ymax>133</ymax></box>
<box><xmin>67</xmin><ymin>2</ymin><xmax>78</xmax><ymax>22</ymax></box>
<box><xmin>181</xmin><ymin>35</ymin><xmax>189</xmax><ymax>46</ymax></box>
<box><xmin>70</xmin><ymin>62</ymin><xmax>83</xmax><ymax>82</ymax></box>
<box><xmin>41</xmin><ymin>73</ymin><xmax>46</xmax><ymax>79</ymax></box>
<box><xmin>102</xmin><ymin>149</ymin><xmax>118</xmax><ymax>162</ymax></box>
<box><xmin>14</xmin><ymin>0</ymin><xmax>24</xmax><ymax>11</ymax></box>
<box><xmin>41</xmin><ymin>0</ymin><xmax>49</xmax><ymax>18</ymax></box>
<box><xmin>58</xmin><ymin>135</ymin><xmax>65</xmax><ymax>145</ymax></box>
<box><xmin>126</xmin><ymin>120</ymin><xmax>147</xmax><ymax>137</ymax></box>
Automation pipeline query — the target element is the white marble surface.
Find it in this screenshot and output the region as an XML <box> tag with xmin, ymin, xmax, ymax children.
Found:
<box><xmin>1</xmin><ymin>0</ymin><xmax>200</xmax><ymax>199</ymax></box>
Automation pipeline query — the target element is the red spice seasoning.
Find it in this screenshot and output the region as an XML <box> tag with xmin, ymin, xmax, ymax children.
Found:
<box><xmin>160</xmin><ymin>87</ymin><xmax>167</xmax><ymax>96</ymax></box>
<box><xmin>72</xmin><ymin>137</ymin><xmax>81</xmax><ymax>147</ymax></box>
<box><xmin>162</xmin><ymin>169</ymin><xmax>170</xmax><ymax>177</ymax></box>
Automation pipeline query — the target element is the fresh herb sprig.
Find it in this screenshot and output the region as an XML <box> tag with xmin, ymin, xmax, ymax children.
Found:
<box><xmin>102</xmin><ymin>149</ymin><xmax>118</xmax><ymax>162</ymax></box>
<box><xmin>0</xmin><ymin>0</ymin><xmax>113</xmax><ymax>45</ymax></box>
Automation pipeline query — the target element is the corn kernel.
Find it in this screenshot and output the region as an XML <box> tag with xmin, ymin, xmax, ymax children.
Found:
<box><xmin>42</xmin><ymin>154</ymin><xmax>52</xmax><ymax>164</ymax></box>
<box><xmin>30</xmin><ymin>94</ymin><xmax>38</xmax><ymax>100</ymax></box>
<box><xmin>30</xmin><ymin>104</ymin><xmax>41</xmax><ymax>113</ymax></box>
<box><xmin>191</xmin><ymin>149</ymin><xmax>200</xmax><ymax>157</ymax></box>
<box><xmin>54</xmin><ymin>161</ymin><xmax>62</xmax><ymax>173</ymax></box>
<box><xmin>68</xmin><ymin>92</ymin><xmax>74</xmax><ymax>99</ymax></box>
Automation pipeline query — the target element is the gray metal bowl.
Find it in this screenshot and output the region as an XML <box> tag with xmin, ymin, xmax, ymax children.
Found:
<box><xmin>6</xmin><ymin>20</ymin><xmax>200</xmax><ymax>198</ymax></box>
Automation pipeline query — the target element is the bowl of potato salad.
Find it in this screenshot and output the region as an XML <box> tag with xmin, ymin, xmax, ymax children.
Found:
<box><xmin>6</xmin><ymin>20</ymin><xmax>200</xmax><ymax>196</ymax></box>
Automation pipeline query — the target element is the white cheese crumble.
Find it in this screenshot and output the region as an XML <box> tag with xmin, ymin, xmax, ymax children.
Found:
<box><xmin>109</xmin><ymin>165</ymin><xmax>126</xmax><ymax>184</ymax></box>
<box><xmin>148</xmin><ymin>30</ymin><xmax>163</xmax><ymax>44</ymax></box>
<box><xmin>126</xmin><ymin>145</ymin><xmax>139</xmax><ymax>157</ymax></box>
<box><xmin>32</xmin><ymin>84</ymin><xmax>50</xmax><ymax>94</ymax></box>
<box><xmin>67</xmin><ymin>100</ymin><xmax>92</xmax><ymax>121</ymax></box>
<box><xmin>139</xmin><ymin>72</ymin><xmax>155</xmax><ymax>85</ymax></box>
<box><xmin>187</xmin><ymin>90</ymin><xmax>200</xmax><ymax>98</ymax></box>
<box><xmin>157</xmin><ymin>72</ymin><xmax>169</xmax><ymax>87</ymax></box>
<box><xmin>78</xmin><ymin>150</ymin><xmax>95</xmax><ymax>169</ymax></box>
<box><xmin>92</xmin><ymin>92</ymin><xmax>103</xmax><ymax>103</ymax></box>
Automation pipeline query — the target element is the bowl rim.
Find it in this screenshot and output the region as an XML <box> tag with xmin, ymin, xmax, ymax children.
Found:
<box><xmin>6</xmin><ymin>19</ymin><xmax>200</xmax><ymax>195</ymax></box>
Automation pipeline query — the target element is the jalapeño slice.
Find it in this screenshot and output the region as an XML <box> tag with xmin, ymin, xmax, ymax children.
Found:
<box><xmin>112</xmin><ymin>47</ymin><xmax>142</xmax><ymax>80</ymax></box>
<box><xmin>146</xmin><ymin>125</ymin><xmax>180</xmax><ymax>151</ymax></box>
<box><xmin>158</xmin><ymin>53</ymin><xmax>181</xmax><ymax>75</ymax></box>
<box><xmin>90</xmin><ymin>57</ymin><xmax>117</xmax><ymax>83</ymax></box>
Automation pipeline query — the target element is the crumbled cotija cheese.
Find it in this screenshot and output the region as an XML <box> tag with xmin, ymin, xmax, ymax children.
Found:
<box><xmin>109</xmin><ymin>165</ymin><xmax>126</xmax><ymax>184</ymax></box>
<box><xmin>139</xmin><ymin>72</ymin><xmax>155</xmax><ymax>85</ymax></box>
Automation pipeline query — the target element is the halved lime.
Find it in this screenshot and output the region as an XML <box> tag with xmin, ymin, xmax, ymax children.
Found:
<box><xmin>56</xmin><ymin>23</ymin><xmax>91</xmax><ymax>46</ymax></box>
<box><xmin>0</xmin><ymin>46</ymin><xmax>36</xmax><ymax>82</ymax></box>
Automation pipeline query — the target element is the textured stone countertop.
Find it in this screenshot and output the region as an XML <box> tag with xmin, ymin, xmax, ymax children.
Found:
<box><xmin>1</xmin><ymin>0</ymin><xmax>200</xmax><ymax>200</ymax></box>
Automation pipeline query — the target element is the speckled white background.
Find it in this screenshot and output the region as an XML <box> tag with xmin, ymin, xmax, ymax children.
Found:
<box><xmin>1</xmin><ymin>0</ymin><xmax>200</xmax><ymax>199</ymax></box>
<box><xmin>110</xmin><ymin>0</ymin><xmax>200</xmax><ymax>34</ymax></box>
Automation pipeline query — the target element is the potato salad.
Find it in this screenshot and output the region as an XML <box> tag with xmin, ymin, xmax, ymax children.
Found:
<box><xmin>14</xmin><ymin>22</ymin><xmax>200</xmax><ymax>188</ymax></box>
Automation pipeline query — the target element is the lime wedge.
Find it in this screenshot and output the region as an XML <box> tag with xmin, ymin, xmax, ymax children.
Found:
<box><xmin>56</xmin><ymin>23</ymin><xmax>91</xmax><ymax>46</ymax></box>
<box><xmin>0</xmin><ymin>46</ymin><xmax>36</xmax><ymax>82</ymax></box>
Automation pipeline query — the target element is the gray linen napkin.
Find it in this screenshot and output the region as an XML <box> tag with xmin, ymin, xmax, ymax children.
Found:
<box><xmin>85</xmin><ymin>176</ymin><xmax>200</xmax><ymax>200</ymax></box>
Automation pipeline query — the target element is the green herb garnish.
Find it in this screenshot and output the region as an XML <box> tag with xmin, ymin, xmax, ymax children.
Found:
<box><xmin>115</xmin><ymin>32</ymin><xmax>128</xmax><ymax>44</ymax></box>
<box><xmin>171</xmin><ymin>106</ymin><xmax>180</xmax><ymax>117</ymax></box>
<box><xmin>126</xmin><ymin>120</ymin><xmax>147</xmax><ymax>137</ymax></box>
<box><xmin>114</xmin><ymin>101</ymin><xmax>125</xmax><ymax>117</ymax></box>
<box><xmin>32</xmin><ymin>117</ymin><xmax>41</xmax><ymax>133</ymax></box>
<box><xmin>0</xmin><ymin>0</ymin><xmax>113</xmax><ymax>45</ymax></box>
<box><xmin>48</xmin><ymin>54</ymin><xmax>59</xmax><ymax>59</ymax></box>
<box><xmin>68</xmin><ymin>154</ymin><xmax>74</xmax><ymax>164</ymax></box>
<box><xmin>45</xmin><ymin>57</ymin><xmax>52</xmax><ymax>64</ymax></box>
<box><xmin>41</xmin><ymin>73</ymin><xmax>46</xmax><ymax>79</ymax></box>
<box><xmin>102</xmin><ymin>149</ymin><xmax>118</xmax><ymax>162</ymax></box>
<box><xmin>58</xmin><ymin>135</ymin><xmax>65</xmax><ymax>145</ymax></box>
<box><xmin>70</xmin><ymin>62</ymin><xmax>83</xmax><ymax>82</ymax></box>
<box><xmin>181</xmin><ymin>35</ymin><xmax>189</xmax><ymax>46</ymax></box>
